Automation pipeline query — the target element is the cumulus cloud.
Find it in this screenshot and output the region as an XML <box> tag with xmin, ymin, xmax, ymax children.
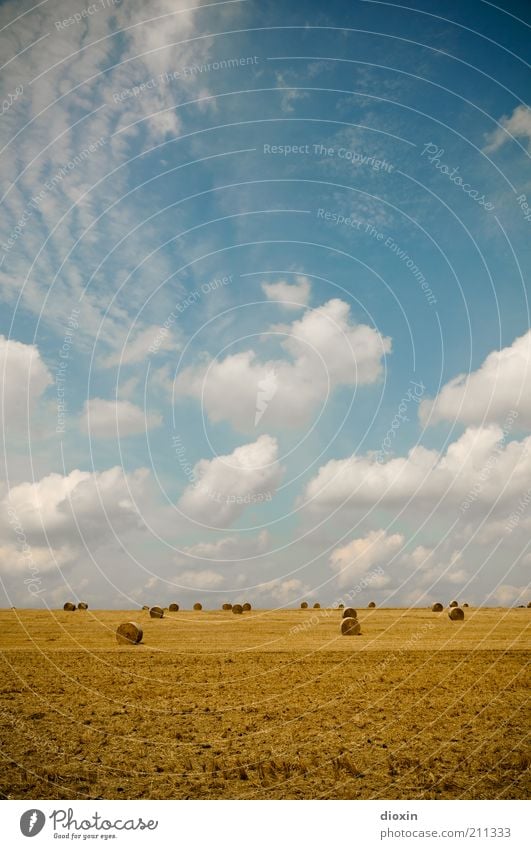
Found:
<box><xmin>420</xmin><ymin>331</ymin><xmax>531</xmax><ymax>428</ymax></box>
<box><xmin>81</xmin><ymin>398</ymin><xmax>162</xmax><ymax>438</ymax></box>
<box><xmin>1</xmin><ymin>466</ymin><xmax>150</xmax><ymax>545</ymax></box>
<box><xmin>329</xmin><ymin>529</ymin><xmax>403</xmax><ymax>587</ymax></box>
<box><xmin>178</xmin><ymin>435</ymin><xmax>283</xmax><ymax>526</ymax></box>
<box><xmin>176</xmin><ymin>530</ymin><xmax>270</xmax><ymax>563</ymax></box>
<box><xmin>487</xmin><ymin>584</ymin><xmax>530</xmax><ymax>606</ymax></box>
<box><xmin>175</xmin><ymin>299</ymin><xmax>391</xmax><ymax>431</ymax></box>
<box><xmin>0</xmin><ymin>335</ymin><xmax>52</xmax><ymax>430</ymax></box>
<box><xmin>484</xmin><ymin>105</ymin><xmax>531</xmax><ymax>153</ymax></box>
<box><xmin>303</xmin><ymin>424</ymin><xmax>531</xmax><ymax>515</ymax></box>
<box><xmin>256</xmin><ymin>577</ymin><xmax>309</xmax><ymax>606</ymax></box>
<box><xmin>261</xmin><ymin>275</ymin><xmax>311</xmax><ymax>309</ymax></box>
<box><xmin>172</xmin><ymin>569</ymin><xmax>225</xmax><ymax>589</ymax></box>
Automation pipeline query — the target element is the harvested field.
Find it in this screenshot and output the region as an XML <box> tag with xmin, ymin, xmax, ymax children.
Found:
<box><xmin>0</xmin><ymin>607</ymin><xmax>529</xmax><ymax>800</ymax></box>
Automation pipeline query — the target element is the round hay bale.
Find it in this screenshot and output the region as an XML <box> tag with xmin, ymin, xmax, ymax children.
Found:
<box><xmin>448</xmin><ymin>607</ymin><xmax>465</xmax><ymax>621</ymax></box>
<box><xmin>222</xmin><ymin>603</ymin><xmax>232</xmax><ymax>610</ymax></box>
<box><xmin>527</xmin><ymin>602</ymin><xmax>531</xmax><ymax>608</ymax></box>
<box><xmin>116</xmin><ymin>622</ymin><xmax>143</xmax><ymax>645</ymax></box>
<box><xmin>77</xmin><ymin>602</ymin><xmax>88</xmax><ymax>610</ymax></box>
<box><xmin>313</xmin><ymin>602</ymin><xmax>321</xmax><ymax>609</ymax></box>
<box><xmin>431</xmin><ymin>602</ymin><xmax>444</xmax><ymax>612</ymax></box>
<box><xmin>463</xmin><ymin>603</ymin><xmax>469</xmax><ymax>608</ymax></box>
<box><xmin>300</xmin><ymin>601</ymin><xmax>308</xmax><ymax>609</ymax></box>
<box><xmin>232</xmin><ymin>604</ymin><xmax>243</xmax><ymax>614</ymax></box>
<box><xmin>149</xmin><ymin>605</ymin><xmax>164</xmax><ymax>619</ymax></box>
<box><xmin>342</xmin><ymin>607</ymin><xmax>357</xmax><ymax>619</ymax></box>
<box><xmin>242</xmin><ymin>602</ymin><xmax>251</xmax><ymax>611</ymax></box>
<box><xmin>449</xmin><ymin>600</ymin><xmax>458</xmax><ymax>607</ymax></box>
<box><xmin>341</xmin><ymin>617</ymin><xmax>361</xmax><ymax>636</ymax></box>
<box><xmin>168</xmin><ymin>603</ymin><xmax>179</xmax><ymax>612</ymax></box>
<box><xmin>338</xmin><ymin>603</ymin><xmax>344</xmax><ymax>609</ymax></box>
<box><xmin>368</xmin><ymin>601</ymin><xmax>376</xmax><ymax>608</ymax></box>
<box><xmin>142</xmin><ymin>605</ymin><xmax>149</xmax><ymax>611</ymax></box>
<box><xmin>63</xmin><ymin>602</ymin><xmax>76</xmax><ymax>611</ymax></box>
<box><xmin>193</xmin><ymin>602</ymin><xmax>202</xmax><ymax>611</ymax></box>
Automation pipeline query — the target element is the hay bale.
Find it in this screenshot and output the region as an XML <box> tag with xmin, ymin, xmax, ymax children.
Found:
<box><xmin>222</xmin><ymin>603</ymin><xmax>232</xmax><ymax>610</ymax></box>
<box><xmin>149</xmin><ymin>606</ymin><xmax>164</xmax><ymax>619</ymax></box>
<box><xmin>193</xmin><ymin>602</ymin><xmax>202</xmax><ymax>611</ymax></box>
<box><xmin>142</xmin><ymin>605</ymin><xmax>149</xmax><ymax>610</ymax></box>
<box><xmin>232</xmin><ymin>604</ymin><xmax>243</xmax><ymax>614</ymax></box>
<box><xmin>116</xmin><ymin>622</ymin><xmax>143</xmax><ymax>645</ymax></box>
<box><xmin>448</xmin><ymin>607</ymin><xmax>465</xmax><ymax>621</ymax></box>
<box><xmin>431</xmin><ymin>602</ymin><xmax>444</xmax><ymax>612</ymax></box>
<box><xmin>300</xmin><ymin>601</ymin><xmax>308</xmax><ymax>609</ymax></box>
<box><xmin>368</xmin><ymin>601</ymin><xmax>376</xmax><ymax>608</ymax></box>
<box><xmin>449</xmin><ymin>600</ymin><xmax>458</xmax><ymax>607</ymax></box>
<box><xmin>341</xmin><ymin>617</ymin><xmax>361</xmax><ymax>636</ymax></box>
<box><xmin>463</xmin><ymin>603</ymin><xmax>469</xmax><ymax>608</ymax></box>
<box><xmin>342</xmin><ymin>607</ymin><xmax>357</xmax><ymax>619</ymax></box>
<box><xmin>313</xmin><ymin>602</ymin><xmax>321</xmax><ymax>609</ymax></box>
<box><xmin>77</xmin><ymin>602</ymin><xmax>88</xmax><ymax>610</ymax></box>
<box><xmin>527</xmin><ymin>602</ymin><xmax>531</xmax><ymax>608</ymax></box>
<box><xmin>338</xmin><ymin>603</ymin><xmax>344</xmax><ymax>609</ymax></box>
<box><xmin>168</xmin><ymin>603</ymin><xmax>179</xmax><ymax>612</ymax></box>
<box><xmin>63</xmin><ymin>602</ymin><xmax>76</xmax><ymax>611</ymax></box>
<box><xmin>242</xmin><ymin>602</ymin><xmax>251</xmax><ymax>611</ymax></box>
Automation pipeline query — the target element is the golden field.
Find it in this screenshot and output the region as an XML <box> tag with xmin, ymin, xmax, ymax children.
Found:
<box><xmin>0</xmin><ymin>606</ymin><xmax>529</xmax><ymax>800</ymax></box>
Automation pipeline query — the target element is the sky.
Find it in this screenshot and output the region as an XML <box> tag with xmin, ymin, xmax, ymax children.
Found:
<box><xmin>0</xmin><ymin>0</ymin><xmax>530</xmax><ymax>610</ymax></box>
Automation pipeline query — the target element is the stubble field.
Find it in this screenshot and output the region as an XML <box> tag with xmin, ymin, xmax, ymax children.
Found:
<box><xmin>0</xmin><ymin>606</ymin><xmax>529</xmax><ymax>800</ymax></box>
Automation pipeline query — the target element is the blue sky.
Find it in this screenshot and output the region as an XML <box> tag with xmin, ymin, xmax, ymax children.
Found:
<box><xmin>0</xmin><ymin>0</ymin><xmax>530</xmax><ymax>609</ymax></box>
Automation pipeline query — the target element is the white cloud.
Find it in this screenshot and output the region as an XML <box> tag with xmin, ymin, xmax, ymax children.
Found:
<box><xmin>330</xmin><ymin>529</ymin><xmax>403</xmax><ymax>587</ymax></box>
<box><xmin>304</xmin><ymin>424</ymin><xmax>531</xmax><ymax>515</ymax></box>
<box><xmin>175</xmin><ymin>299</ymin><xmax>391</xmax><ymax>431</ymax></box>
<box><xmin>487</xmin><ymin>584</ymin><xmax>530</xmax><ymax>606</ymax></box>
<box><xmin>172</xmin><ymin>569</ymin><xmax>225</xmax><ymax>589</ymax></box>
<box><xmin>0</xmin><ymin>335</ymin><xmax>52</xmax><ymax>430</ymax></box>
<box><xmin>484</xmin><ymin>105</ymin><xmax>531</xmax><ymax>153</ymax></box>
<box><xmin>81</xmin><ymin>398</ymin><xmax>162</xmax><ymax>438</ymax></box>
<box><xmin>261</xmin><ymin>275</ymin><xmax>311</xmax><ymax>309</ymax></box>
<box><xmin>420</xmin><ymin>331</ymin><xmax>531</xmax><ymax>428</ymax></box>
<box><xmin>0</xmin><ymin>542</ymin><xmax>76</xmax><ymax>578</ymax></box>
<box><xmin>101</xmin><ymin>324</ymin><xmax>181</xmax><ymax>368</ymax></box>
<box><xmin>1</xmin><ymin>466</ymin><xmax>150</xmax><ymax>545</ymax></box>
<box><xmin>176</xmin><ymin>530</ymin><xmax>270</xmax><ymax>563</ymax></box>
<box><xmin>256</xmin><ymin>577</ymin><xmax>308</xmax><ymax>606</ymax></box>
<box><xmin>178</xmin><ymin>435</ymin><xmax>283</xmax><ymax>526</ymax></box>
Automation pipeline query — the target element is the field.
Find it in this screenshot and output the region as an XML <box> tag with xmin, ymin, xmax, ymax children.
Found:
<box><xmin>0</xmin><ymin>607</ymin><xmax>529</xmax><ymax>800</ymax></box>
